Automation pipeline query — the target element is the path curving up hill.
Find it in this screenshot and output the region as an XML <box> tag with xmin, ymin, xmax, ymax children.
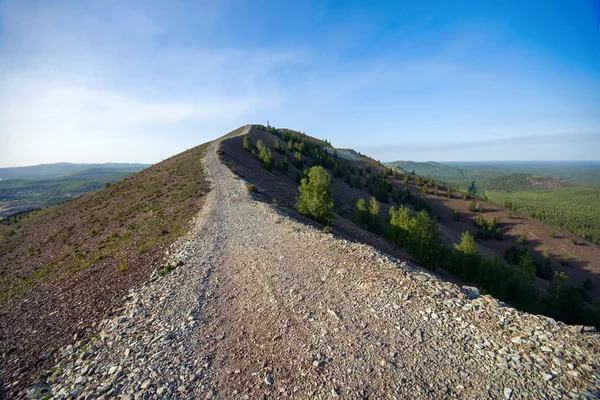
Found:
<box><xmin>41</xmin><ymin>127</ymin><xmax>600</xmax><ymax>399</ymax></box>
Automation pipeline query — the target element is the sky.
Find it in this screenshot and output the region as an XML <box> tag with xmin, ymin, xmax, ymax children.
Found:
<box><xmin>1</xmin><ymin>0</ymin><xmax>600</xmax><ymax>167</ymax></box>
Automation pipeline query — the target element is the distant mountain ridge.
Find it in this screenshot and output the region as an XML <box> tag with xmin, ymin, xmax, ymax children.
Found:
<box><xmin>0</xmin><ymin>162</ymin><xmax>151</xmax><ymax>180</ymax></box>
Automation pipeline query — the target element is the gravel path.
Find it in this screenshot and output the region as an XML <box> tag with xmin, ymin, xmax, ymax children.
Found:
<box><xmin>40</xmin><ymin>126</ymin><xmax>600</xmax><ymax>399</ymax></box>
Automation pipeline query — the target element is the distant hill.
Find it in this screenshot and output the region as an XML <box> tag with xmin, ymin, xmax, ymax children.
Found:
<box><xmin>0</xmin><ymin>162</ymin><xmax>150</xmax><ymax>180</ymax></box>
<box><xmin>485</xmin><ymin>173</ymin><xmax>578</xmax><ymax>192</ymax></box>
<box><xmin>325</xmin><ymin>147</ymin><xmax>362</xmax><ymax>161</ymax></box>
<box><xmin>0</xmin><ymin>163</ymin><xmax>150</xmax><ymax>217</ymax></box>
<box><xmin>385</xmin><ymin>160</ymin><xmax>503</xmax><ymax>190</ymax></box>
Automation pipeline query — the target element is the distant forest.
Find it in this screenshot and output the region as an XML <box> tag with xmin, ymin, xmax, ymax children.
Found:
<box><xmin>386</xmin><ymin>160</ymin><xmax>600</xmax><ymax>246</ymax></box>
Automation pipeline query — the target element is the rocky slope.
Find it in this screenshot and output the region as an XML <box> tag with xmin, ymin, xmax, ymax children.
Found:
<box><xmin>25</xmin><ymin>126</ymin><xmax>600</xmax><ymax>399</ymax></box>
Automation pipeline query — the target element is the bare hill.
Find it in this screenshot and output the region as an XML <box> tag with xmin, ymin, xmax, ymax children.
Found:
<box><xmin>3</xmin><ymin>125</ymin><xmax>600</xmax><ymax>399</ymax></box>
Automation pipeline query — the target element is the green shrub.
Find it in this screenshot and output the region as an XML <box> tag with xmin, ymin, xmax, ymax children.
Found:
<box><xmin>516</xmin><ymin>234</ymin><xmax>527</xmax><ymax>245</ymax></box>
<box><xmin>295</xmin><ymin>166</ymin><xmax>334</xmax><ymax>225</ymax></box>
<box><xmin>550</xmin><ymin>231</ymin><xmax>556</xmax><ymax>238</ymax></box>
<box><xmin>571</xmin><ymin>238</ymin><xmax>578</xmax><ymax>245</ymax></box>
<box><xmin>560</xmin><ymin>253</ymin><xmax>570</xmax><ymax>266</ymax></box>
<box><xmin>468</xmin><ymin>200</ymin><xmax>477</xmax><ymax>212</ymax></box>
<box><xmin>248</xmin><ymin>184</ymin><xmax>258</xmax><ymax>193</ymax></box>
<box><xmin>452</xmin><ymin>209</ymin><xmax>460</xmax><ymax>221</ymax></box>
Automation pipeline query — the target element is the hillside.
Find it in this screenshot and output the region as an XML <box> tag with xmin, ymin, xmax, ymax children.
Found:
<box><xmin>2</xmin><ymin>125</ymin><xmax>600</xmax><ymax>399</ymax></box>
<box><xmin>0</xmin><ymin>126</ymin><xmax>227</xmax><ymax>398</ymax></box>
<box><xmin>386</xmin><ymin>160</ymin><xmax>504</xmax><ymax>190</ymax></box>
<box><xmin>484</xmin><ymin>175</ymin><xmax>600</xmax><ymax>245</ymax></box>
<box><xmin>385</xmin><ymin>161</ymin><xmax>600</xmax><ymax>245</ymax></box>
<box><xmin>325</xmin><ymin>147</ymin><xmax>362</xmax><ymax>160</ymax></box>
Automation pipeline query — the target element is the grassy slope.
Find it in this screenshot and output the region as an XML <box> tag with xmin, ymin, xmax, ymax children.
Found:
<box><xmin>0</xmin><ymin>127</ymin><xmax>245</xmax><ymax>395</ymax></box>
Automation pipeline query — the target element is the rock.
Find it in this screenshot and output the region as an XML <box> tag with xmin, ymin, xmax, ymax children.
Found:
<box><xmin>27</xmin><ymin>382</ymin><xmax>51</xmax><ymax>399</ymax></box>
<box><xmin>140</xmin><ymin>379</ymin><xmax>151</xmax><ymax>389</ymax></box>
<box><xmin>569</xmin><ymin>325</ymin><xmax>583</xmax><ymax>334</ymax></box>
<box><xmin>504</xmin><ymin>387</ymin><xmax>513</xmax><ymax>399</ymax></box>
<box><xmin>156</xmin><ymin>386</ymin><xmax>166</xmax><ymax>396</ymax></box>
<box><xmin>461</xmin><ymin>286</ymin><xmax>480</xmax><ymax>299</ymax></box>
<box><xmin>542</xmin><ymin>373</ymin><xmax>554</xmax><ymax>382</ymax></box>
<box><xmin>124</xmin><ymin>348</ymin><xmax>131</xmax><ymax>358</ymax></box>
<box><xmin>265</xmin><ymin>374</ymin><xmax>274</xmax><ymax>385</ymax></box>
<box><xmin>415</xmin><ymin>329</ymin><xmax>424</xmax><ymax>343</ymax></box>
<box><xmin>583</xmin><ymin>326</ymin><xmax>597</xmax><ymax>333</ymax></box>
<box><xmin>205</xmin><ymin>389</ymin><xmax>214</xmax><ymax>399</ymax></box>
<box><xmin>511</xmin><ymin>337</ymin><xmax>523</xmax><ymax>345</ymax></box>
<box><xmin>108</xmin><ymin>365</ymin><xmax>118</xmax><ymax>375</ymax></box>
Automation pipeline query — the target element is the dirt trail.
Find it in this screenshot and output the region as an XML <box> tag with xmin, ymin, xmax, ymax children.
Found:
<box><xmin>43</xmin><ymin>127</ymin><xmax>600</xmax><ymax>399</ymax></box>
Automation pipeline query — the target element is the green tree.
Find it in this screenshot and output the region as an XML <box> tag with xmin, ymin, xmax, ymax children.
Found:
<box><xmin>507</xmin><ymin>253</ymin><xmax>539</xmax><ymax>313</ymax></box>
<box><xmin>408</xmin><ymin>210</ymin><xmax>441</xmax><ymax>269</ymax></box>
<box><xmin>368</xmin><ymin>196</ymin><xmax>381</xmax><ymax>233</ymax></box>
<box><xmin>403</xmin><ymin>174</ymin><xmax>409</xmax><ymax>185</ymax></box>
<box><xmin>353</xmin><ymin>198</ymin><xmax>369</xmax><ymax>227</ymax></box>
<box><xmin>452</xmin><ymin>231</ymin><xmax>479</xmax><ymax>282</ymax></box>
<box><xmin>243</xmin><ymin>135</ymin><xmax>253</xmax><ymax>151</ymax></box>
<box><xmin>541</xmin><ymin>272</ymin><xmax>584</xmax><ymax>324</ymax></box>
<box><xmin>293</xmin><ymin>151</ymin><xmax>303</xmax><ymax>169</ymax></box>
<box><xmin>433</xmin><ymin>184</ymin><xmax>439</xmax><ymax>196</ymax></box>
<box><xmin>455</xmin><ymin>231</ymin><xmax>477</xmax><ymax>256</ymax></box>
<box><xmin>354</xmin><ymin>174</ymin><xmax>362</xmax><ymax>189</ymax></box>
<box><xmin>422</xmin><ymin>184</ymin><xmax>429</xmax><ymax>194</ymax></box>
<box><xmin>295</xmin><ymin>166</ymin><xmax>334</xmax><ymax>225</ymax></box>
<box><xmin>447</xmin><ymin>185</ymin><xmax>452</xmax><ymax>198</ymax></box>
<box><xmin>278</xmin><ymin>156</ymin><xmax>289</xmax><ymax>172</ymax></box>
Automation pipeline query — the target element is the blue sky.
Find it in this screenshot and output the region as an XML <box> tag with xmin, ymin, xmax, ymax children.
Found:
<box><xmin>1</xmin><ymin>0</ymin><xmax>599</xmax><ymax>167</ymax></box>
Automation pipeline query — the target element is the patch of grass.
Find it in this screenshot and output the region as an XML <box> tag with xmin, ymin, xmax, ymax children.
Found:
<box><xmin>117</xmin><ymin>262</ymin><xmax>128</xmax><ymax>273</ymax></box>
<box><xmin>158</xmin><ymin>263</ymin><xmax>176</xmax><ymax>277</ymax></box>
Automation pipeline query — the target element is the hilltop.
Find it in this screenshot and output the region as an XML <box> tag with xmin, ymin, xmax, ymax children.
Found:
<box><xmin>2</xmin><ymin>126</ymin><xmax>600</xmax><ymax>399</ymax></box>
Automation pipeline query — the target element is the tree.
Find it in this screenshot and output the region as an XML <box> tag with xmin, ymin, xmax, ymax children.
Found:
<box><xmin>447</xmin><ymin>185</ymin><xmax>452</xmax><ymax>198</ymax></box>
<box><xmin>243</xmin><ymin>136</ymin><xmax>253</xmax><ymax>151</ymax></box>
<box><xmin>353</xmin><ymin>198</ymin><xmax>369</xmax><ymax>227</ymax></box>
<box><xmin>368</xmin><ymin>196</ymin><xmax>381</xmax><ymax>233</ymax></box>
<box><xmin>453</xmin><ymin>231</ymin><xmax>479</xmax><ymax>282</ymax></box>
<box><xmin>422</xmin><ymin>184</ymin><xmax>429</xmax><ymax>194</ymax></box>
<box><xmin>295</xmin><ymin>166</ymin><xmax>334</xmax><ymax>225</ymax></box>
<box><xmin>354</xmin><ymin>174</ymin><xmax>362</xmax><ymax>189</ymax></box>
<box><xmin>403</xmin><ymin>174</ymin><xmax>409</xmax><ymax>185</ymax></box>
<box><xmin>293</xmin><ymin>151</ymin><xmax>303</xmax><ymax>169</ymax></box>
<box><xmin>408</xmin><ymin>210</ymin><xmax>441</xmax><ymax>269</ymax></box>
<box><xmin>434</xmin><ymin>184</ymin><xmax>439</xmax><ymax>196</ymax></box>
<box><xmin>278</xmin><ymin>156</ymin><xmax>288</xmax><ymax>172</ymax></box>
<box><xmin>541</xmin><ymin>272</ymin><xmax>584</xmax><ymax>324</ymax></box>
